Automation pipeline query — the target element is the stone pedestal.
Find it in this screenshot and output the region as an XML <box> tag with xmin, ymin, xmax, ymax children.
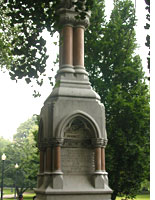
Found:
<box><xmin>34</xmin><ymin>1</ymin><xmax>112</xmax><ymax>199</ymax></box>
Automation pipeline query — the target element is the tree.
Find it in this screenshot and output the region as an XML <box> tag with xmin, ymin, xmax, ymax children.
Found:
<box><xmin>0</xmin><ymin>5</ymin><xmax>17</xmax><ymax>69</ymax></box>
<box><xmin>144</xmin><ymin>0</ymin><xmax>150</xmax><ymax>77</ymax></box>
<box><xmin>0</xmin><ymin>1</ymin><xmax>150</xmax><ymax>199</ymax></box>
<box><xmin>2</xmin><ymin>117</ymin><xmax>39</xmax><ymax>196</ymax></box>
<box><xmin>85</xmin><ymin>0</ymin><xmax>150</xmax><ymax>200</ymax></box>
<box><xmin>14</xmin><ymin>115</ymin><xmax>38</xmax><ymax>140</ymax></box>
<box><xmin>0</xmin><ymin>0</ymin><xmax>95</xmax><ymax>89</ymax></box>
<box><xmin>0</xmin><ymin>137</ymin><xmax>10</xmax><ymax>152</ymax></box>
<box><xmin>0</xmin><ymin>137</ymin><xmax>11</xmax><ymax>185</ymax></box>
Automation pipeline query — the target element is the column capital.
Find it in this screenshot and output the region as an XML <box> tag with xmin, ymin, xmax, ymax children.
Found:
<box><xmin>92</xmin><ymin>138</ymin><xmax>108</xmax><ymax>148</ymax></box>
<box><xmin>50</xmin><ymin>138</ymin><xmax>64</xmax><ymax>147</ymax></box>
<box><xmin>103</xmin><ymin>139</ymin><xmax>108</xmax><ymax>147</ymax></box>
<box><xmin>39</xmin><ymin>138</ymin><xmax>64</xmax><ymax>147</ymax></box>
<box><xmin>57</xmin><ymin>6</ymin><xmax>90</xmax><ymax>28</ymax></box>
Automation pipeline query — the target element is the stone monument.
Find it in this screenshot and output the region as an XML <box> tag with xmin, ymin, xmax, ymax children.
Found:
<box><xmin>34</xmin><ymin>1</ymin><xmax>112</xmax><ymax>199</ymax></box>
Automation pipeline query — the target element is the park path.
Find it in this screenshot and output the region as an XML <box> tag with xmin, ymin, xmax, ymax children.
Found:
<box><xmin>3</xmin><ymin>194</ymin><xmax>14</xmax><ymax>199</ymax></box>
<box><xmin>3</xmin><ymin>192</ymin><xmax>33</xmax><ymax>199</ymax></box>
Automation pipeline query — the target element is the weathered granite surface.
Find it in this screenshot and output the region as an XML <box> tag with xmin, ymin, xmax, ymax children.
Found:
<box><xmin>34</xmin><ymin>1</ymin><xmax>112</xmax><ymax>199</ymax></box>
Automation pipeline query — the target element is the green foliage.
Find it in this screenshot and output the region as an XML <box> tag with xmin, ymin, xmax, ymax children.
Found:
<box><xmin>0</xmin><ymin>137</ymin><xmax>11</xmax><ymax>152</ymax></box>
<box><xmin>85</xmin><ymin>1</ymin><xmax>150</xmax><ymax>200</ymax></box>
<box><xmin>0</xmin><ymin>0</ymin><xmax>56</xmax><ymax>84</ymax></box>
<box><xmin>0</xmin><ymin>5</ymin><xmax>19</xmax><ymax>70</ymax></box>
<box><xmin>140</xmin><ymin>179</ymin><xmax>150</xmax><ymax>192</ymax></box>
<box><xmin>0</xmin><ymin>1</ymin><xmax>150</xmax><ymax>199</ymax></box>
<box><xmin>116</xmin><ymin>194</ymin><xmax>150</xmax><ymax>200</ymax></box>
<box><xmin>0</xmin><ymin>0</ymin><xmax>95</xmax><ymax>88</ymax></box>
<box><xmin>0</xmin><ymin>137</ymin><xmax>11</xmax><ymax>183</ymax></box>
<box><xmin>144</xmin><ymin>0</ymin><xmax>150</xmax><ymax>75</ymax></box>
<box><xmin>0</xmin><ymin>117</ymin><xmax>39</xmax><ymax>195</ymax></box>
<box><xmin>14</xmin><ymin>115</ymin><xmax>38</xmax><ymax>140</ymax></box>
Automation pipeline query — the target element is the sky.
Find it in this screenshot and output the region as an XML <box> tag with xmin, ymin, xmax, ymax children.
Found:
<box><xmin>0</xmin><ymin>0</ymin><xmax>149</xmax><ymax>140</ymax></box>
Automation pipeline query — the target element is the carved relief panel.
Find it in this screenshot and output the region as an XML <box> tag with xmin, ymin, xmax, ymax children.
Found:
<box><xmin>62</xmin><ymin>116</ymin><xmax>95</xmax><ymax>174</ymax></box>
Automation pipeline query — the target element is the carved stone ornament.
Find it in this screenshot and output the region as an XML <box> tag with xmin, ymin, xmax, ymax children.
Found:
<box><xmin>50</xmin><ymin>138</ymin><xmax>64</xmax><ymax>146</ymax></box>
<box><xmin>103</xmin><ymin>139</ymin><xmax>108</xmax><ymax>147</ymax></box>
<box><xmin>91</xmin><ymin>138</ymin><xmax>103</xmax><ymax>147</ymax></box>
<box><xmin>64</xmin><ymin>117</ymin><xmax>94</xmax><ymax>139</ymax></box>
<box><xmin>91</xmin><ymin>138</ymin><xmax>108</xmax><ymax>147</ymax></box>
<box><xmin>57</xmin><ymin>0</ymin><xmax>90</xmax><ymax>28</ymax></box>
<box><xmin>59</xmin><ymin>0</ymin><xmax>86</xmax><ymax>10</ymax></box>
<box><xmin>59</xmin><ymin>0</ymin><xmax>74</xmax><ymax>9</ymax></box>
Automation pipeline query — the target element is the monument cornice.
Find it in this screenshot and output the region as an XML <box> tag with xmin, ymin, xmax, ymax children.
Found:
<box><xmin>38</xmin><ymin>138</ymin><xmax>65</xmax><ymax>148</ymax></box>
<box><xmin>49</xmin><ymin>137</ymin><xmax>64</xmax><ymax>147</ymax></box>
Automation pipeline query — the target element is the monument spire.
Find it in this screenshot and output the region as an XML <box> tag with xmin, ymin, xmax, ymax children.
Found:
<box><xmin>35</xmin><ymin>1</ymin><xmax>112</xmax><ymax>199</ymax></box>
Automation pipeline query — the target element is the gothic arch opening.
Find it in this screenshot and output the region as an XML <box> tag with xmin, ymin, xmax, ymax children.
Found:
<box><xmin>58</xmin><ymin>112</ymin><xmax>98</xmax><ymax>175</ymax></box>
<box><xmin>57</xmin><ymin>111</ymin><xmax>101</xmax><ymax>139</ymax></box>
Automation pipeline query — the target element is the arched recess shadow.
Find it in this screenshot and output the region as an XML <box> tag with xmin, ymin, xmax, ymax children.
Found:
<box><xmin>56</xmin><ymin>110</ymin><xmax>101</xmax><ymax>139</ymax></box>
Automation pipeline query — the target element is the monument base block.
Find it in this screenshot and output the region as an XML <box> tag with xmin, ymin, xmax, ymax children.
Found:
<box><xmin>35</xmin><ymin>174</ymin><xmax>112</xmax><ymax>200</ymax></box>
<box><xmin>35</xmin><ymin>192</ymin><xmax>112</xmax><ymax>200</ymax></box>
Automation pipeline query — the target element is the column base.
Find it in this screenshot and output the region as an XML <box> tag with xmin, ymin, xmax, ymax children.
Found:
<box><xmin>37</xmin><ymin>173</ymin><xmax>44</xmax><ymax>188</ymax></box>
<box><xmin>93</xmin><ymin>175</ymin><xmax>105</xmax><ymax>189</ymax></box>
<box><xmin>57</xmin><ymin>64</ymin><xmax>75</xmax><ymax>74</ymax></box>
<box><xmin>93</xmin><ymin>171</ymin><xmax>109</xmax><ymax>189</ymax></box>
<box><xmin>52</xmin><ymin>174</ymin><xmax>63</xmax><ymax>189</ymax></box>
<box><xmin>37</xmin><ymin>172</ymin><xmax>64</xmax><ymax>190</ymax></box>
<box><xmin>35</xmin><ymin>174</ymin><xmax>112</xmax><ymax>200</ymax></box>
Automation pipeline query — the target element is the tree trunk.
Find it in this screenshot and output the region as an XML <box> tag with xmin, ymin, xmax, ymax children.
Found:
<box><xmin>16</xmin><ymin>187</ymin><xmax>28</xmax><ymax>197</ymax></box>
<box><xmin>111</xmin><ymin>191</ymin><xmax>118</xmax><ymax>200</ymax></box>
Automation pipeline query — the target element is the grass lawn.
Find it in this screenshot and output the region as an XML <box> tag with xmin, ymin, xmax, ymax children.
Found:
<box><xmin>3</xmin><ymin>188</ymin><xmax>15</xmax><ymax>195</ymax></box>
<box><xmin>116</xmin><ymin>194</ymin><xmax>150</xmax><ymax>200</ymax></box>
<box><xmin>3</xmin><ymin>188</ymin><xmax>35</xmax><ymax>200</ymax></box>
<box><xmin>5</xmin><ymin>194</ymin><xmax>150</xmax><ymax>200</ymax></box>
<box><xmin>6</xmin><ymin>198</ymin><xmax>33</xmax><ymax>200</ymax></box>
<box><xmin>3</xmin><ymin>189</ymin><xmax>149</xmax><ymax>200</ymax></box>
